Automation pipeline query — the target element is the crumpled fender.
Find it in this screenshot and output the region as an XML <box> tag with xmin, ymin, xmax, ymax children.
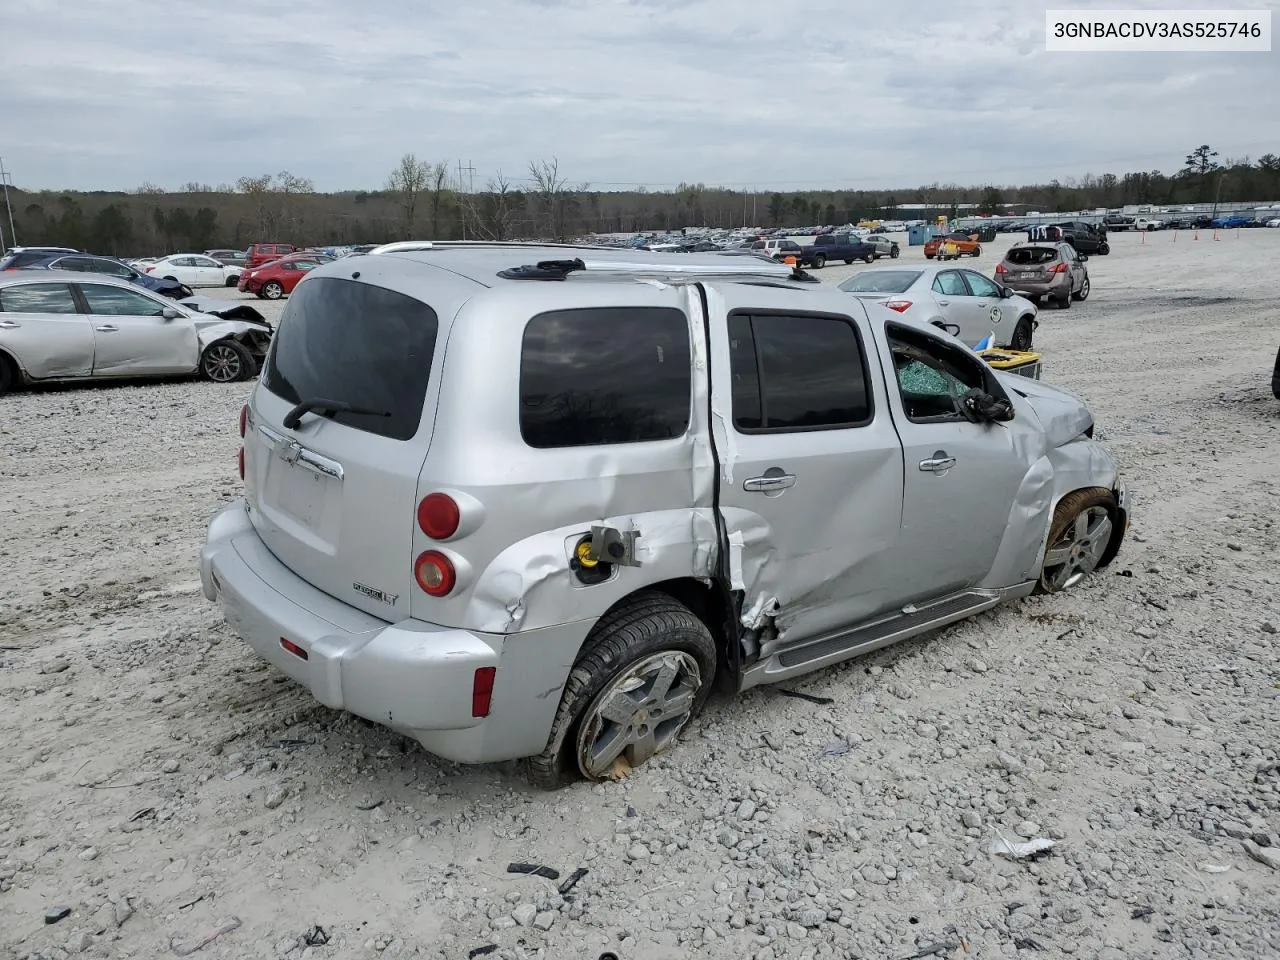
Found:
<box><xmin>195</xmin><ymin>320</ymin><xmax>251</xmax><ymax>351</ymax></box>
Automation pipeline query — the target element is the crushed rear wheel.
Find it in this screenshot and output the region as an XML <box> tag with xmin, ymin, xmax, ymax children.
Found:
<box><xmin>526</xmin><ymin>591</ymin><xmax>716</xmax><ymax>790</ymax></box>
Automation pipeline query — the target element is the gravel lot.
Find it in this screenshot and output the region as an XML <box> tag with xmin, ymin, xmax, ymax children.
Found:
<box><xmin>2</xmin><ymin>230</ymin><xmax>1279</xmax><ymax>960</ymax></box>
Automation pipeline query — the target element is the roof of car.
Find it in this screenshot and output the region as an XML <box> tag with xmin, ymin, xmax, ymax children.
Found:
<box><xmin>358</xmin><ymin>242</ymin><xmax>812</xmax><ymax>288</ymax></box>
<box><xmin>0</xmin><ymin>269</ymin><xmax>142</xmax><ymax>289</ymax></box>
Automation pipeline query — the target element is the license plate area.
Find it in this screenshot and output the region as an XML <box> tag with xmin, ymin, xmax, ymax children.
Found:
<box><xmin>275</xmin><ymin>460</ymin><xmax>330</xmax><ymax>527</ymax></box>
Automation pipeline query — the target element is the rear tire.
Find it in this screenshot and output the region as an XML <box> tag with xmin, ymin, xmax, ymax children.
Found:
<box><xmin>0</xmin><ymin>352</ymin><xmax>18</xmax><ymax>395</ymax></box>
<box><xmin>199</xmin><ymin>339</ymin><xmax>255</xmax><ymax>383</ymax></box>
<box><xmin>972</xmin><ymin>245</ymin><xmax>982</xmax><ymax>257</ymax></box>
<box><xmin>526</xmin><ymin>591</ymin><xmax>716</xmax><ymax>790</ymax></box>
<box><xmin>1057</xmin><ymin>290</ymin><xmax>1072</xmax><ymax>310</ymax></box>
<box><xmin>262</xmin><ymin>280</ymin><xmax>284</xmax><ymax>300</ymax></box>
<box><xmin>863</xmin><ymin>253</ymin><xmax>874</xmax><ymax>263</ymax></box>
<box><xmin>811</xmin><ymin>255</ymin><xmax>826</xmax><ymax>269</ymax></box>
<box><xmin>1098</xmin><ymin>242</ymin><xmax>1110</xmax><ymax>255</ymax></box>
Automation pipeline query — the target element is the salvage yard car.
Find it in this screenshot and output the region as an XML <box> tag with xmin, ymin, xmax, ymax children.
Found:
<box><xmin>0</xmin><ymin>271</ymin><xmax>271</xmax><ymax>393</ymax></box>
<box><xmin>995</xmin><ymin>242</ymin><xmax>1090</xmax><ymax>310</ymax></box>
<box><xmin>924</xmin><ymin>231</ymin><xmax>982</xmax><ymax>259</ymax></box>
<box><xmin>838</xmin><ymin>264</ymin><xmax>1040</xmax><ymax>349</ymax></box>
<box><xmin>237</xmin><ymin>254</ymin><xmax>328</xmax><ymax>299</ymax></box>
<box><xmin>200</xmin><ymin>243</ymin><xmax>1129</xmax><ymax>789</ymax></box>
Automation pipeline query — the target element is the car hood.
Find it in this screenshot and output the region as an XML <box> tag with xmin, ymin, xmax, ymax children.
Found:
<box><xmin>178</xmin><ymin>296</ymin><xmax>270</xmax><ymax>327</ymax></box>
<box><xmin>998</xmin><ymin>373</ymin><xmax>1094</xmax><ymax>446</ymax></box>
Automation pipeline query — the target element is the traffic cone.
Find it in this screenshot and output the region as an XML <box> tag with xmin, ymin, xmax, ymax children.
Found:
<box><xmin>1171</xmin><ymin>230</ymin><xmax>1177</xmax><ymax>242</ymax></box>
<box><xmin>1193</xmin><ymin>230</ymin><xmax>1199</xmax><ymax>240</ymax></box>
<box><xmin>1141</xmin><ymin>231</ymin><xmax>1146</xmax><ymax>245</ymax></box>
<box><xmin>1213</xmin><ymin>230</ymin><xmax>1220</xmax><ymax>241</ymax></box>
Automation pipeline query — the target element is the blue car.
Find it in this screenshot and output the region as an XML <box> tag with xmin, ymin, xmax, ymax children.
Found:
<box><xmin>1212</xmin><ymin>215</ymin><xmax>1252</xmax><ymax>229</ymax></box>
<box><xmin>15</xmin><ymin>253</ymin><xmax>193</xmax><ymax>299</ymax></box>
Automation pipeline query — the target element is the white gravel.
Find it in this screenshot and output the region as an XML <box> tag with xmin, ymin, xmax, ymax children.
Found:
<box><xmin>2</xmin><ymin>230</ymin><xmax>1279</xmax><ymax>960</ymax></box>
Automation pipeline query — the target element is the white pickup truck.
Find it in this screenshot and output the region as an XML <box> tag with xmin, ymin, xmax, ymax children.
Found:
<box><xmin>1132</xmin><ymin>216</ymin><xmax>1165</xmax><ymax>231</ymax></box>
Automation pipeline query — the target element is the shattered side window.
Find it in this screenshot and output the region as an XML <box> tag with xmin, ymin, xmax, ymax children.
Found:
<box><xmin>886</xmin><ymin>323</ymin><xmax>987</xmax><ymax>422</ymax></box>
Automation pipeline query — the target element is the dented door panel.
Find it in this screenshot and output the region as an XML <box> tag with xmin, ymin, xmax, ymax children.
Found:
<box><xmin>703</xmin><ymin>284</ymin><xmax>908</xmax><ymax>656</ymax></box>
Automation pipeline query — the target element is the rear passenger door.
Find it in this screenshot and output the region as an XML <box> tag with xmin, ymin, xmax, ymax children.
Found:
<box><xmin>704</xmin><ymin>284</ymin><xmax>907</xmax><ymax>650</ymax></box>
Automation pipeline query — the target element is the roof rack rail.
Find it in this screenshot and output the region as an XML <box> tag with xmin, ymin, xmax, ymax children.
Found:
<box><xmin>367</xmin><ymin>240</ymin><xmax>621</xmax><ymax>256</ymax></box>
<box><xmin>496</xmin><ymin>257</ymin><xmax>818</xmax><ymax>283</ymax></box>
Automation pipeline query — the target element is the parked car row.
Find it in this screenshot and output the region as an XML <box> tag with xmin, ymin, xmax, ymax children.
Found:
<box><xmin>1</xmin><ymin>248</ymin><xmax>194</xmax><ymax>299</ymax></box>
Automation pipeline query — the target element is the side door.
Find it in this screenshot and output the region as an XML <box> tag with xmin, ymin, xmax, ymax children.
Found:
<box><xmin>874</xmin><ymin>320</ymin><xmax>1032</xmax><ymax>599</ymax></box>
<box><xmin>705</xmin><ymin>284</ymin><xmax>907</xmax><ymax>649</ymax></box>
<box><xmin>0</xmin><ymin>281</ymin><xmax>96</xmax><ymax>379</ymax></box>
<box><xmin>930</xmin><ymin>269</ymin><xmax>986</xmax><ymax>343</ymax></box>
<box><xmin>193</xmin><ymin>255</ymin><xmax>230</xmax><ymax>286</ymax></box>
<box><xmin>76</xmin><ymin>282</ymin><xmax>198</xmax><ymax>376</ymax></box>
<box><xmin>959</xmin><ymin>270</ymin><xmax>1009</xmax><ymax>339</ymax></box>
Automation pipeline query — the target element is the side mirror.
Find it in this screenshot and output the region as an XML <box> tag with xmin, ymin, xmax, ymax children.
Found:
<box><xmin>1078</xmin><ymin>254</ymin><xmax>1089</xmax><ymax>262</ymax></box>
<box><xmin>161</xmin><ymin>307</ymin><xmax>182</xmax><ymax>321</ymax></box>
<box><xmin>1000</xmin><ymin>286</ymin><xmax>1015</xmax><ymax>299</ymax></box>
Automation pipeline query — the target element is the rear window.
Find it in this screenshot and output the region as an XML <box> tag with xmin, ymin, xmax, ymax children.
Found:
<box><xmin>838</xmin><ymin>270</ymin><xmax>921</xmax><ymax>294</ymax></box>
<box><xmin>261</xmin><ymin>277</ymin><xmax>439</xmax><ymax>442</ymax></box>
<box><xmin>519</xmin><ymin>307</ymin><xmax>692</xmax><ymax>448</ymax></box>
<box><xmin>1006</xmin><ymin>247</ymin><xmax>1059</xmax><ymax>266</ymax></box>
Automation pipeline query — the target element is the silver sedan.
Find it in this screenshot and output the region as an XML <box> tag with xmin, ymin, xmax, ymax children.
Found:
<box><xmin>838</xmin><ymin>264</ymin><xmax>1039</xmax><ymax>350</ymax></box>
<box><xmin>0</xmin><ymin>271</ymin><xmax>272</xmax><ymax>394</ymax></box>
<box><xmin>864</xmin><ymin>234</ymin><xmax>902</xmax><ymax>259</ymax></box>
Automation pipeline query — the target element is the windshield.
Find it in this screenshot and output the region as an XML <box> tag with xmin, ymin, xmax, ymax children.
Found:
<box><xmin>838</xmin><ymin>270</ymin><xmax>922</xmax><ymax>294</ymax></box>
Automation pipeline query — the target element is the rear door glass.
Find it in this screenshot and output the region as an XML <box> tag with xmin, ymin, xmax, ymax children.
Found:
<box><xmin>260</xmin><ymin>277</ymin><xmax>439</xmax><ymax>442</ymax></box>
<box><xmin>0</xmin><ymin>283</ymin><xmax>79</xmax><ymax>314</ymax></box>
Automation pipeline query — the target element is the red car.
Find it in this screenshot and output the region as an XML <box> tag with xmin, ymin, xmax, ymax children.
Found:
<box><xmin>237</xmin><ymin>255</ymin><xmax>327</xmax><ymax>300</ymax></box>
<box><xmin>244</xmin><ymin>242</ymin><xmax>298</xmax><ymax>269</ymax></box>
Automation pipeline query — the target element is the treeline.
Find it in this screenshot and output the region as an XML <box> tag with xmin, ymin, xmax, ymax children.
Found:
<box><xmin>5</xmin><ymin>146</ymin><xmax>1277</xmax><ymax>256</ymax></box>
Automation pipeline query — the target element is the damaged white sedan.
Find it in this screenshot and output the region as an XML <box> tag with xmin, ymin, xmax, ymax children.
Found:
<box><xmin>200</xmin><ymin>244</ymin><xmax>1129</xmax><ymax>788</ymax></box>
<box><xmin>0</xmin><ymin>272</ymin><xmax>271</xmax><ymax>394</ymax></box>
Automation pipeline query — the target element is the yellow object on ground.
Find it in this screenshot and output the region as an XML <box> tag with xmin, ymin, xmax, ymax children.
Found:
<box><xmin>978</xmin><ymin>348</ymin><xmax>1042</xmax><ymax>379</ymax></box>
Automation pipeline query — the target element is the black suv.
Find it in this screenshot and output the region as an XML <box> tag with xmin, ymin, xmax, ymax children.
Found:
<box><xmin>1051</xmin><ymin>222</ymin><xmax>1110</xmax><ymax>256</ymax></box>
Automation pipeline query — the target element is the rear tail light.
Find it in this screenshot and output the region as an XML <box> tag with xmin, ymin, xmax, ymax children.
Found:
<box><xmin>1050</xmin><ymin>262</ymin><xmax>1069</xmax><ymax>274</ymax></box>
<box><xmin>994</xmin><ymin>262</ymin><xmax>1007</xmax><ymax>275</ymax></box>
<box><xmin>145</xmin><ymin>266</ymin><xmax>154</xmax><ymax>273</ymax></box>
<box><xmin>883</xmin><ymin>299</ymin><xmax>913</xmax><ymax>313</ymax></box>
<box><xmin>417</xmin><ymin>493</ymin><xmax>460</xmax><ymax>539</ymax></box>
<box><xmin>472</xmin><ymin>666</ymin><xmax>496</xmax><ymax>717</ymax></box>
<box><xmin>280</xmin><ymin>637</ymin><xmax>308</xmax><ymax>660</ymax></box>
<box><xmin>414</xmin><ymin>550</ymin><xmax>456</xmax><ymax>596</ymax></box>
<box><xmin>239</xmin><ymin>403</ymin><xmax>248</xmax><ymax>438</ymax></box>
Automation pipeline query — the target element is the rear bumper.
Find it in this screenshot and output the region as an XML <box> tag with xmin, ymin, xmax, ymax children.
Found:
<box><xmin>1005</xmin><ymin>277</ymin><xmax>1069</xmax><ymax>297</ymax></box>
<box><xmin>199</xmin><ymin>502</ymin><xmax>581</xmax><ymax>764</ymax></box>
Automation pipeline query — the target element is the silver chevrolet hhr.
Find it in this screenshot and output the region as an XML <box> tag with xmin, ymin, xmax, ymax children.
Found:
<box><xmin>200</xmin><ymin>243</ymin><xmax>1129</xmax><ymax>788</ymax></box>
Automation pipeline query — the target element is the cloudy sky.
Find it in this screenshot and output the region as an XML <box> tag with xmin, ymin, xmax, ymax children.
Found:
<box><xmin>5</xmin><ymin>0</ymin><xmax>1277</xmax><ymax>193</ymax></box>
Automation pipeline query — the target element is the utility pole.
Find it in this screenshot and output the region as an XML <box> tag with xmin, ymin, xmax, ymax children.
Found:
<box><xmin>1211</xmin><ymin>170</ymin><xmax>1228</xmax><ymax>222</ymax></box>
<box><xmin>0</xmin><ymin>157</ymin><xmax>16</xmax><ymax>250</ymax></box>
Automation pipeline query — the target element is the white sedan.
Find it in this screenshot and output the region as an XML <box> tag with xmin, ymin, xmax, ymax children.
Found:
<box><xmin>838</xmin><ymin>264</ymin><xmax>1040</xmax><ymax>350</ymax></box>
<box><xmin>145</xmin><ymin>254</ymin><xmax>240</xmax><ymax>288</ymax></box>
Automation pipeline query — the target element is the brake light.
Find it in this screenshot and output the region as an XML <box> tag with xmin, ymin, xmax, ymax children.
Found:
<box><xmin>883</xmin><ymin>299</ymin><xmax>913</xmax><ymax>313</ymax></box>
<box><xmin>1050</xmin><ymin>262</ymin><xmax>1069</xmax><ymax>274</ymax></box>
<box><xmin>280</xmin><ymin>637</ymin><xmax>308</xmax><ymax>660</ymax></box>
<box><xmin>238</xmin><ymin>447</ymin><xmax>245</xmax><ymax>481</ymax></box>
<box><xmin>414</xmin><ymin>550</ymin><xmax>456</xmax><ymax>596</ymax></box>
<box><xmin>239</xmin><ymin>403</ymin><xmax>248</xmax><ymax>438</ymax></box>
<box><xmin>994</xmin><ymin>262</ymin><xmax>1007</xmax><ymax>275</ymax></box>
<box><xmin>417</xmin><ymin>493</ymin><xmax>460</xmax><ymax>539</ymax></box>
<box><xmin>145</xmin><ymin>266</ymin><xmax>154</xmax><ymax>273</ymax></box>
<box><xmin>472</xmin><ymin>667</ymin><xmax>496</xmax><ymax>717</ymax></box>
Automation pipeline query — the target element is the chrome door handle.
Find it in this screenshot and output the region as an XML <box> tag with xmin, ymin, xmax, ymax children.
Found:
<box><xmin>0</xmin><ymin>320</ymin><xmax>20</xmax><ymax>329</ymax></box>
<box><xmin>95</xmin><ymin>325</ymin><xmax>119</xmax><ymax>332</ymax></box>
<box><xmin>743</xmin><ymin>474</ymin><xmax>796</xmax><ymax>492</ymax></box>
<box><xmin>937</xmin><ymin>300</ymin><xmax>949</xmax><ymax>306</ymax></box>
<box><xmin>919</xmin><ymin>455</ymin><xmax>957</xmax><ymax>473</ymax></box>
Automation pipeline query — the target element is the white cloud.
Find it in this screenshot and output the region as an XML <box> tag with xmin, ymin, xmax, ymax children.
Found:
<box><xmin>5</xmin><ymin>0</ymin><xmax>1278</xmax><ymax>191</ymax></box>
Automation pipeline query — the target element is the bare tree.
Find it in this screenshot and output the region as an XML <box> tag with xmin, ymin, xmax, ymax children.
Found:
<box><xmin>528</xmin><ymin>157</ymin><xmax>568</xmax><ymax>240</ymax></box>
<box><xmin>236</xmin><ymin>172</ymin><xmax>314</xmax><ymax>238</ymax></box>
<box><xmin>425</xmin><ymin>162</ymin><xmax>451</xmax><ymax>239</ymax></box>
<box><xmin>386</xmin><ymin>154</ymin><xmax>430</xmax><ymax>236</ymax></box>
<box><xmin>460</xmin><ymin>171</ymin><xmax>522</xmax><ymax>240</ymax></box>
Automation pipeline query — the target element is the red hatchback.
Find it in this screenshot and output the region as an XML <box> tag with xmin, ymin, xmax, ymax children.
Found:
<box><xmin>237</xmin><ymin>255</ymin><xmax>327</xmax><ymax>300</ymax></box>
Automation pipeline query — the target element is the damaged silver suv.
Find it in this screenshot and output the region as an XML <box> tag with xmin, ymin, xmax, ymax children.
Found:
<box><xmin>201</xmin><ymin>243</ymin><xmax>1130</xmax><ymax>788</ymax></box>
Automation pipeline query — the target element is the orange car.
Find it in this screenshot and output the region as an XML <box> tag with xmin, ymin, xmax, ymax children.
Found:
<box><xmin>924</xmin><ymin>231</ymin><xmax>982</xmax><ymax>259</ymax></box>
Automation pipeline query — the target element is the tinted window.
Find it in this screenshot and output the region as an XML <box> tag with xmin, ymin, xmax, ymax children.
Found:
<box><xmin>520</xmin><ymin>307</ymin><xmax>691</xmax><ymax>448</ymax></box>
<box><xmin>88</xmin><ymin>258</ymin><xmax>133</xmax><ymax>277</ymax></box>
<box><xmin>54</xmin><ymin>257</ymin><xmax>93</xmax><ymax>272</ymax></box>
<box><xmin>81</xmin><ymin>285</ymin><xmax>166</xmax><ymax>316</ymax></box>
<box><xmin>729</xmin><ymin>313</ymin><xmax>872</xmax><ymax>431</ymax></box>
<box><xmin>839</xmin><ymin>270</ymin><xmax>921</xmax><ymax>294</ymax></box>
<box><xmin>0</xmin><ymin>282</ymin><xmax>79</xmax><ymax>314</ymax></box>
<box><xmin>261</xmin><ymin>277</ymin><xmax>439</xmax><ymax>442</ymax></box>
<box><xmin>1006</xmin><ymin>247</ymin><xmax>1058</xmax><ymax>266</ymax></box>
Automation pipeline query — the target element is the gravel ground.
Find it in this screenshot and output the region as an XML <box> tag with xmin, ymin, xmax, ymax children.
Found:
<box><xmin>2</xmin><ymin>230</ymin><xmax>1279</xmax><ymax>960</ymax></box>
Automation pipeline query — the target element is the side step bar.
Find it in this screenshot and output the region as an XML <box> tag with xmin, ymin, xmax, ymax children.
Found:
<box><xmin>740</xmin><ymin>582</ymin><xmax>1035</xmax><ymax>691</ymax></box>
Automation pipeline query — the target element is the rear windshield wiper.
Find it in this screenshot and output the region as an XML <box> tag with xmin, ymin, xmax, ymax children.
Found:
<box><xmin>282</xmin><ymin>398</ymin><xmax>392</xmax><ymax>430</ymax></box>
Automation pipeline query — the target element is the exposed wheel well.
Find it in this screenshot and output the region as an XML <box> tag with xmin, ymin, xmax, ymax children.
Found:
<box><xmin>0</xmin><ymin>348</ymin><xmax>23</xmax><ymax>385</ymax></box>
<box><xmin>594</xmin><ymin>577</ymin><xmax>735</xmax><ymax>676</ymax></box>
